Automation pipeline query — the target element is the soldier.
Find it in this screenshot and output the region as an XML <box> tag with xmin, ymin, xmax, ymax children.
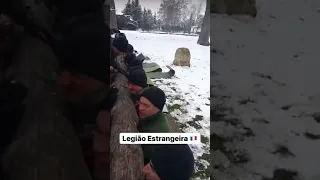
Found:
<box><xmin>137</xmin><ymin>87</ymin><xmax>170</xmax><ymax>164</ymax></box>
<box><xmin>128</xmin><ymin>67</ymin><xmax>148</xmax><ymax>95</ymax></box>
<box><xmin>143</xmin><ymin>145</ymin><xmax>195</xmax><ymax>180</ymax></box>
<box><xmin>112</xmin><ymin>33</ymin><xmax>128</xmax><ymax>56</ymax></box>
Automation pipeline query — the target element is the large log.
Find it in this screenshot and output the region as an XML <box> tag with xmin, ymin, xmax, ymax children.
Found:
<box><xmin>110</xmin><ymin>56</ymin><xmax>144</xmax><ymax>180</ymax></box>
<box><xmin>2</xmin><ymin>3</ymin><xmax>92</xmax><ymax>180</ymax></box>
<box><xmin>104</xmin><ymin>0</ymin><xmax>118</xmax><ymax>30</ymax></box>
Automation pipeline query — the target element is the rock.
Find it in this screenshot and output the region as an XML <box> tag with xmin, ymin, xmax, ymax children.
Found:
<box><xmin>211</xmin><ymin>0</ymin><xmax>257</xmax><ymax>18</ymax></box>
<box><xmin>173</xmin><ymin>47</ymin><xmax>191</xmax><ymax>67</ymax></box>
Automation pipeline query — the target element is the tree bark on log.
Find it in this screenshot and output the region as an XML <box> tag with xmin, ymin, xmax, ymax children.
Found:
<box><xmin>2</xmin><ymin>4</ymin><xmax>92</xmax><ymax>179</ymax></box>
<box><xmin>110</xmin><ymin>56</ymin><xmax>144</xmax><ymax>180</ymax></box>
<box><xmin>104</xmin><ymin>0</ymin><xmax>118</xmax><ymax>30</ymax></box>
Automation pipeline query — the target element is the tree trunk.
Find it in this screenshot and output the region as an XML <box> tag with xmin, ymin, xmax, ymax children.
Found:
<box><xmin>197</xmin><ymin>0</ymin><xmax>210</xmax><ymax>46</ymax></box>
<box><xmin>104</xmin><ymin>0</ymin><xmax>118</xmax><ymax>30</ymax></box>
<box><xmin>2</xmin><ymin>3</ymin><xmax>92</xmax><ymax>180</ymax></box>
<box><xmin>110</xmin><ymin>56</ymin><xmax>144</xmax><ymax>180</ymax></box>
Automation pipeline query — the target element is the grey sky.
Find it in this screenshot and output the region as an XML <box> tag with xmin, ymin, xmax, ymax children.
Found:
<box><xmin>114</xmin><ymin>0</ymin><xmax>205</xmax><ymax>15</ymax></box>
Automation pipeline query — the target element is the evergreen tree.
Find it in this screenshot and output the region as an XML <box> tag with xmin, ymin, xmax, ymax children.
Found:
<box><xmin>153</xmin><ymin>12</ymin><xmax>157</xmax><ymax>24</ymax></box>
<box><xmin>153</xmin><ymin>12</ymin><xmax>158</xmax><ymax>30</ymax></box>
<box><xmin>141</xmin><ymin>7</ymin><xmax>146</xmax><ymax>30</ymax></box>
<box><xmin>146</xmin><ymin>9</ymin><xmax>153</xmax><ymax>30</ymax></box>
<box><xmin>140</xmin><ymin>8</ymin><xmax>155</xmax><ymax>31</ymax></box>
<box><xmin>158</xmin><ymin>0</ymin><xmax>187</xmax><ymax>31</ymax></box>
<box><xmin>131</xmin><ymin>0</ymin><xmax>143</xmax><ymax>27</ymax></box>
<box><xmin>122</xmin><ymin>0</ymin><xmax>132</xmax><ymax>15</ymax></box>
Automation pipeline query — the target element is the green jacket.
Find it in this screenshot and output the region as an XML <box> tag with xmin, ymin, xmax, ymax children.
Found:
<box><xmin>138</xmin><ymin>112</ymin><xmax>169</xmax><ymax>164</ymax></box>
<box><xmin>138</xmin><ymin>112</ymin><xmax>169</xmax><ymax>133</ymax></box>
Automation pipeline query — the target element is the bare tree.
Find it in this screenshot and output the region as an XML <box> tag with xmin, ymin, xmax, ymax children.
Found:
<box><xmin>197</xmin><ymin>0</ymin><xmax>209</xmax><ymax>46</ymax></box>
<box><xmin>180</xmin><ymin>0</ymin><xmax>204</xmax><ymax>33</ymax></box>
<box><xmin>158</xmin><ymin>0</ymin><xmax>187</xmax><ymax>31</ymax></box>
<box><xmin>194</xmin><ymin>0</ymin><xmax>205</xmax><ymax>26</ymax></box>
<box><xmin>180</xmin><ymin>6</ymin><xmax>189</xmax><ymax>31</ymax></box>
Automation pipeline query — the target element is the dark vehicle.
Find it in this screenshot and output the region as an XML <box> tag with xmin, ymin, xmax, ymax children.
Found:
<box><xmin>116</xmin><ymin>14</ymin><xmax>138</xmax><ymax>30</ymax></box>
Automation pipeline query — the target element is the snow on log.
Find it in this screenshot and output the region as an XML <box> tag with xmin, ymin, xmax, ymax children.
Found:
<box><xmin>1</xmin><ymin>5</ymin><xmax>92</xmax><ymax>178</ymax></box>
<box><xmin>110</xmin><ymin>55</ymin><xmax>144</xmax><ymax>180</ymax></box>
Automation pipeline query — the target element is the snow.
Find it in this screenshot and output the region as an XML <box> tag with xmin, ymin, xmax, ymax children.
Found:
<box><xmin>211</xmin><ymin>0</ymin><xmax>320</xmax><ymax>179</ymax></box>
<box><xmin>122</xmin><ymin>30</ymin><xmax>210</xmax><ymax>179</ymax></box>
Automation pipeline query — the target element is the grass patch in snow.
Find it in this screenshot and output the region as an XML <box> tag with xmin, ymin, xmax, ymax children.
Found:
<box><xmin>166</xmin><ymin>94</ymin><xmax>210</xmax><ymax>179</ymax></box>
<box><xmin>193</xmin><ymin>153</ymin><xmax>211</xmax><ymax>179</ymax></box>
<box><xmin>189</xmin><ymin>115</ymin><xmax>205</xmax><ymax>130</ymax></box>
<box><xmin>167</xmin><ymin>103</ymin><xmax>181</xmax><ymax>112</ymax></box>
<box><xmin>201</xmin><ymin>135</ymin><xmax>210</xmax><ymax>144</ymax></box>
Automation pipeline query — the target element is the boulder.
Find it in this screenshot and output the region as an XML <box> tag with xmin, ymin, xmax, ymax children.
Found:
<box><xmin>173</xmin><ymin>47</ymin><xmax>191</xmax><ymax>67</ymax></box>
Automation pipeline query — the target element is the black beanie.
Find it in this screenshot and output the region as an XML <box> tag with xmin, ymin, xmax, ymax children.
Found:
<box><xmin>113</xmin><ymin>35</ymin><xmax>128</xmax><ymax>53</ymax></box>
<box><xmin>116</xmin><ymin>32</ymin><xmax>126</xmax><ymax>38</ymax></box>
<box><xmin>151</xmin><ymin>145</ymin><xmax>195</xmax><ymax>180</ymax></box>
<box><xmin>127</xmin><ymin>44</ymin><xmax>134</xmax><ymax>54</ymax></box>
<box><xmin>58</xmin><ymin>21</ymin><xmax>110</xmax><ymax>84</ymax></box>
<box><xmin>128</xmin><ymin>67</ymin><xmax>147</xmax><ymax>88</ymax></box>
<box><xmin>128</xmin><ymin>58</ymin><xmax>142</xmax><ymax>68</ymax></box>
<box><xmin>140</xmin><ymin>87</ymin><xmax>166</xmax><ymax>110</ymax></box>
<box><xmin>124</xmin><ymin>53</ymin><xmax>136</xmax><ymax>64</ymax></box>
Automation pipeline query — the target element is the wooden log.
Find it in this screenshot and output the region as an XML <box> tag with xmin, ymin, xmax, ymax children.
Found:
<box><xmin>104</xmin><ymin>0</ymin><xmax>118</xmax><ymax>30</ymax></box>
<box><xmin>2</xmin><ymin>4</ymin><xmax>92</xmax><ymax>180</ymax></box>
<box><xmin>110</xmin><ymin>56</ymin><xmax>144</xmax><ymax>180</ymax></box>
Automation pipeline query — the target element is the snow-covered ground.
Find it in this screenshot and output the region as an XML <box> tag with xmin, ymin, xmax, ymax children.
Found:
<box><xmin>139</xmin><ymin>30</ymin><xmax>199</xmax><ymax>36</ymax></box>
<box><xmin>123</xmin><ymin>30</ymin><xmax>211</xmax><ymax>179</ymax></box>
<box><xmin>211</xmin><ymin>0</ymin><xmax>320</xmax><ymax>180</ymax></box>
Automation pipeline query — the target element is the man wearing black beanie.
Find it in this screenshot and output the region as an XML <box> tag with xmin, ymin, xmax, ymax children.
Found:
<box><xmin>142</xmin><ymin>145</ymin><xmax>195</xmax><ymax>180</ymax></box>
<box><xmin>112</xmin><ymin>33</ymin><xmax>128</xmax><ymax>53</ymax></box>
<box><xmin>128</xmin><ymin>67</ymin><xmax>148</xmax><ymax>94</ymax></box>
<box><xmin>127</xmin><ymin>44</ymin><xmax>134</xmax><ymax>55</ymax></box>
<box><xmin>137</xmin><ymin>87</ymin><xmax>170</xmax><ymax>164</ymax></box>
